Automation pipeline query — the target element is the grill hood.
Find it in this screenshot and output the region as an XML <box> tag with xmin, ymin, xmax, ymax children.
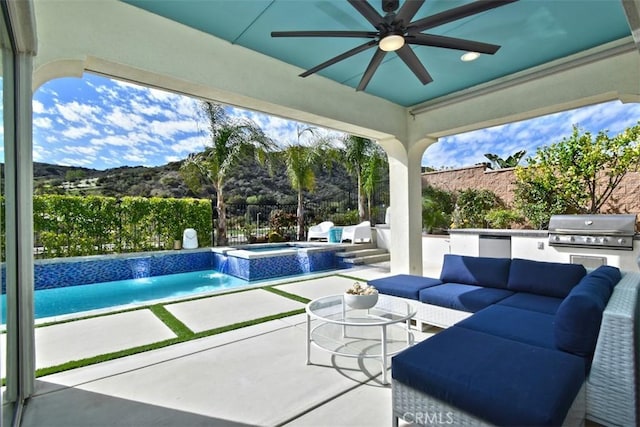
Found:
<box><xmin>548</xmin><ymin>214</ymin><xmax>637</xmax><ymax>250</ymax></box>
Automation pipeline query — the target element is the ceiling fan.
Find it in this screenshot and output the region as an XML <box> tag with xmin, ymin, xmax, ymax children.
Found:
<box><xmin>271</xmin><ymin>0</ymin><xmax>517</xmax><ymax>91</ymax></box>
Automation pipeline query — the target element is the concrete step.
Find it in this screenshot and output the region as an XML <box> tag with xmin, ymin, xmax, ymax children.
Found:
<box><xmin>338</xmin><ymin>243</ymin><xmax>377</xmax><ymax>252</ymax></box>
<box><xmin>335</xmin><ymin>248</ymin><xmax>388</xmax><ymax>259</ymax></box>
<box><xmin>341</xmin><ymin>253</ymin><xmax>391</xmax><ymax>265</ymax></box>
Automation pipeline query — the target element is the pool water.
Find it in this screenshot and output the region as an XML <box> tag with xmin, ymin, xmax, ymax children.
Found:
<box><xmin>1</xmin><ymin>269</ymin><xmax>249</xmax><ymax>323</ymax></box>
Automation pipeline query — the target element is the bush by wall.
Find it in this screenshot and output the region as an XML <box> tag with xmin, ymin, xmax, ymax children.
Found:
<box><xmin>33</xmin><ymin>195</ymin><xmax>212</xmax><ymax>258</ymax></box>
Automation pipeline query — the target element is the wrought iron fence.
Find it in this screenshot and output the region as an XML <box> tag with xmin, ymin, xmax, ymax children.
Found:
<box><xmin>219</xmin><ymin>181</ymin><xmax>389</xmax><ymax>245</ymax></box>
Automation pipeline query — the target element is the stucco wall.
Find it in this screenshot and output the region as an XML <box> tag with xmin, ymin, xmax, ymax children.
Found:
<box><xmin>422</xmin><ymin>165</ymin><xmax>640</xmax><ymax>214</ymax></box>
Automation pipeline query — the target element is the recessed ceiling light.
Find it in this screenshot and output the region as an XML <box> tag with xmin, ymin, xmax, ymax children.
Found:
<box><xmin>461</xmin><ymin>52</ymin><xmax>481</xmax><ymax>62</ymax></box>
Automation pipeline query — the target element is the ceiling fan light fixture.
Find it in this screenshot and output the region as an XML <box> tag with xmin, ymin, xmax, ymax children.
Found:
<box><xmin>379</xmin><ymin>34</ymin><xmax>405</xmax><ymax>52</ymax></box>
<box><xmin>461</xmin><ymin>51</ymin><xmax>481</xmax><ymax>62</ymax></box>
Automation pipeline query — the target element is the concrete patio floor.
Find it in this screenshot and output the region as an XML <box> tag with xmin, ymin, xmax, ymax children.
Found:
<box><xmin>10</xmin><ymin>264</ymin><xmax>439</xmax><ymax>426</ymax></box>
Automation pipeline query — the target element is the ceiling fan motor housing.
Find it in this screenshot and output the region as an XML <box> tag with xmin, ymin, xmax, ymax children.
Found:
<box><xmin>382</xmin><ymin>0</ymin><xmax>400</xmax><ymax>13</ymax></box>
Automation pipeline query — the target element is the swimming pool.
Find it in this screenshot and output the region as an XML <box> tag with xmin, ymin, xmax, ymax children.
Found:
<box><xmin>1</xmin><ymin>269</ymin><xmax>249</xmax><ymax>323</ymax></box>
<box><xmin>0</xmin><ymin>246</ymin><xmax>348</xmax><ymax>323</ymax></box>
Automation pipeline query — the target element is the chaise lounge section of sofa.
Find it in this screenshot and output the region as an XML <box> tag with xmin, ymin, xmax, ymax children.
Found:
<box><xmin>369</xmin><ymin>255</ymin><xmax>640</xmax><ymax>426</ymax></box>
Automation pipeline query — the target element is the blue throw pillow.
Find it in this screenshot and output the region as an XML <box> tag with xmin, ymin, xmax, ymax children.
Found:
<box><xmin>439</xmin><ymin>254</ymin><xmax>511</xmax><ymax>289</ymax></box>
<box><xmin>507</xmin><ymin>258</ymin><xmax>586</xmax><ymax>298</ymax></box>
<box><xmin>554</xmin><ymin>273</ymin><xmax>615</xmax><ymax>357</ymax></box>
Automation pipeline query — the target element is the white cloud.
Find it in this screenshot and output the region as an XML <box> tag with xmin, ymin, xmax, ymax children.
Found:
<box><xmin>60</xmin><ymin>145</ymin><xmax>99</xmax><ymax>156</ymax></box>
<box><xmin>170</xmin><ymin>135</ymin><xmax>207</xmax><ymax>154</ymax></box>
<box><xmin>105</xmin><ymin>107</ymin><xmax>144</xmax><ymax>131</ymax></box>
<box><xmin>148</xmin><ymin>119</ymin><xmax>198</xmax><ymax>138</ymax></box>
<box><xmin>62</xmin><ymin>125</ymin><xmax>100</xmax><ymax>139</ymax></box>
<box><xmin>90</xmin><ymin>135</ymin><xmax>135</xmax><ymax>147</ymax></box>
<box><xmin>58</xmin><ymin>157</ymin><xmax>94</xmax><ymax>167</ymax></box>
<box><xmin>164</xmin><ymin>155</ymin><xmax>182</xmax><ymax>163</ymax></box>
<box><xmin>56</xmin><ymin>101</ymin><xmax>102</xmax><ymax>123</ymax></box>
<box><xmin>33</xmin><ymin>117</ymin><xmax>53</xmax><ymax>129</ymax></box>
<box><xmin>33</xmin><ymin>100</ymin><xmax>45</xmax><ymax>114</ymax></box>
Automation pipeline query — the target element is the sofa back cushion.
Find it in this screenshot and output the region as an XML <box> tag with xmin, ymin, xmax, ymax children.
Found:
<box><xmin>507</xmin><ymin>258</ymin><xmax>586</xmax><ymax>298</ymax></box>
<box><xmin>554</xmin><ymin>265</ymin><xmax>621</xmax><ymax>357</ymax></box>
<box><xmin>440</xmin><ymin>254</ymin><xmax>511</xmax><ymax>289</ymax></box>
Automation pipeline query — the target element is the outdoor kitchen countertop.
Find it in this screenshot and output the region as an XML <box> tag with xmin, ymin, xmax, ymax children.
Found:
<box><xmin>448</xmin><ymin>228</ymin><xmax>640</xmax><ymax>239</ymax></box>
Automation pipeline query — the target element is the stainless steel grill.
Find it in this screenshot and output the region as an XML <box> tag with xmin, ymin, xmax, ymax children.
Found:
<box><xmin>548</xmin><ymin>214</ymin><xmax>637</xmax><ymax>251</ymax></box>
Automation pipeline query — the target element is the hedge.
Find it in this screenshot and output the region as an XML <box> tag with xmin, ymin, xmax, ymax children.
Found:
<box><xmin>31</xmin><ymin>195</ymin><xmax>212</xmax><ymax>258</ymax></box>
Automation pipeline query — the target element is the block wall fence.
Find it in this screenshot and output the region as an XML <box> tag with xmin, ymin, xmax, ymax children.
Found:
<box><xmin>421</xmin><ymin>165</ymin><xmax>640</xmax><ymax>215</ymax></box>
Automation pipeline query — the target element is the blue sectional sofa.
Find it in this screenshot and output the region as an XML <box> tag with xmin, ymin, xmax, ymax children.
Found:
<box><xmin>369</xmin><ymin>255</ymin><xmax>640</xmax><ymax>426</ymax></box>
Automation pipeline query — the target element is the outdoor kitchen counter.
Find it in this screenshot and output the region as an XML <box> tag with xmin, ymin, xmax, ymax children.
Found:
<box><xmin>448</xmin><ymin>229</ymin><xmax>548</xmax><ymax>238</ymax></box>
<box><xmin>448</xmin><ymin>229</ymin><xmax>640</xmax><ymax>239</ymax></box>
<box><xmin>445</xmin><ymin>228</ymin><xmax>640</xmax><ymax>272</ymax></box>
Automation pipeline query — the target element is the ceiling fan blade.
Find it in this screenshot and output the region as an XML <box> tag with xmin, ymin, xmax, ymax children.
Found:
<box><xmin>395</xmin><ymin>0</ymin><xmax>425</xmax><ymax>25</ymax></box>
<box><xmin>271</xmin><ymin>30</ymin><xmax>378</xmax><ymax>39</ymax></box>
<box><xmin>396</xmin><ymin>45</ymin><xmax>432</xmax><ymax>85</ymax></box>
<box><xmin>348</xmin><ymin>0</ymin><xmax>385</xmax><ymax>28</ymax></box>
<box><xmin>357</xmin><ymin>48</ymin><xmax>387</xmax><ymax>91</ymax></box>
<box><xmin>300</xmin><ymin>40</ymin><xmax>378</xmax><ymax>78</ymax></box>
<box><xmin>407</xmin><ymin>0</ymin><xmax>518</xmax><ymax>34</ymax></box>
<box><xmin>407</xmin><ymin>33</ymin><xmax>500</xmax><ymax>54</ymax></box>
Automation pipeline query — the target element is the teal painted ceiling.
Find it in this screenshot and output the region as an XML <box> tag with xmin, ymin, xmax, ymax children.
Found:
<box><xmin>124</xmin><ymin>0</ymin><xmax>632</xmax><ymax>107</ymax></box>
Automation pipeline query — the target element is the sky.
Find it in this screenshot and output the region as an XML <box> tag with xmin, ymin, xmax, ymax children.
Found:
<box><xmin>31</xmin><ymin>73</ymin><xmax>640</xmax><ymax>171</ymax></box>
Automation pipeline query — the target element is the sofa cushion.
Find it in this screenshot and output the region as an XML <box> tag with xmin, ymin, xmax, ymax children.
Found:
<box><xmin>457</xmin><ymin>305</ymin><xmax>556</xmax><ymax>350</ymax></box>
<box><xmin>586</xmin><ymin>265</ymin><xmax>622</xmax><ymax>292</ymax></box>
<box><xmin>507</xmin><ymin>258</ymin><xmax>586</xmax><ymax>298</ymax></box>
<box><xmin>392</xmin><ymin>326</ymin><xmax>585</xmax><ymax>426</ymax></box>
<box><xmin>439</xmin><ymin>254</ymin><xmax>511</xmax><ymax>289</ymax></box>
<box><xmin>497</xmin><ymin>292</ymin><xmax>563</xmax><ymax>315</ymax></box>
<box><xmin>368</xmin><ymin>274</ymin><xmax>442</xmax><ymax>300</ymax></box>
<box><xmin>554</xmin><ymin>266</ymin><xmax>619</xmax><ymax>357</ymax></box>
<box><xmin>418</xmin><ymin>283</ymin><xmax>513</xmax><ymax>313</ymax></box>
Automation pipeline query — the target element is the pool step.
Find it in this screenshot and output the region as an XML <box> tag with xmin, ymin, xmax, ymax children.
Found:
<box><xmin>337</xmin><ymin>248</ymin><xmax>390</xmax><ymax>265</ymax></box>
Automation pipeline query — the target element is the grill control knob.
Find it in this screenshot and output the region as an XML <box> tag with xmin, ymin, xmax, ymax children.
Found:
<box><xmin>570</xmin><ymin>236</ymin><xmax>575</xmax><ymax>242</ymax></box>
<box><xmin>553</xmin><ymin>235</ymin><xmax>560</xmax><ymax>242</ymax></box>
<box><xmin>619</xmin><ymin>238</ymin><xmax>626</xmax><ymax>245</ymax></box>
<box><xmin>602</xmin><ymin>237</ymin><xmax>608</xmax><ymax>243</ymax></box>
<box><xmin>586</xmin><ymin>237</ymin><xmax>592</xmax><ymax>243</ymax></box>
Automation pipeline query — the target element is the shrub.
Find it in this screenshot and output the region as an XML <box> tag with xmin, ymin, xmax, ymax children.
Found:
<box><xmin>455</xmin><ymin>188</ymin><xmax>503</xmax><ymax>228</ymax></box>
<box><xmin>268</xmin><ymin>232</ymin><xmax>286</xmax><ymax>243</ymax></box>
<box><xmin>485</xmin><ymin>209</ymin><xmax>524</xmax><ymax>229</ymax></box>
<box><xmin>422</xmin><ymin>185</ymin><xmax>455</xmax><ymax>233</ymax></box>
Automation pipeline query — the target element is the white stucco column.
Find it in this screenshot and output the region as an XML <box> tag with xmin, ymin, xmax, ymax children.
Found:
<box><xmin>379</xmin><ymin>137</ymin><xmax>434</xmax><ymax>275</ymax></box>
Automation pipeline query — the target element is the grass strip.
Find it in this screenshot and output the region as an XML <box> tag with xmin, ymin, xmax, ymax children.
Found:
<box><xmin>336</xmin><ymin>273</ymin><xmax>371</xmax><ymax>282</ymax></box>
<box><xmin>263</xmin><ymin>286</ymin><xmax>310</xmax><ymax>304</ymax></box>
<box><xmin>32</xmin><ymin>308</ymin><xmax>305</xmax><ymax>379</ymax></box>
<box><xmin>192</xmin><ymin>308</ymin><xmax>305</xmax><ymax>339</ymax></box>
<box><xmin>149</xmin><ymin>305</ymin><xmax>193</xmax><ymax>339</ymax></box>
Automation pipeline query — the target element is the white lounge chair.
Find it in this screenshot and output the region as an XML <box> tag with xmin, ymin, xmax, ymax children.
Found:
<box><xmin>340</xmin><ymin>221</ymin><xmax>372</xmax><ymax>243</ymax></box>
<box><xmin>307</xmin><ymin>221</ymin><xmax>334</xmax><ymax>241</ymax></box>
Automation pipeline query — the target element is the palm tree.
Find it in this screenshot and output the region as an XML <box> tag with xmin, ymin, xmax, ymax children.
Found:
<box><xmin>180</xmin><ymin>101</ymin><xmax>274</xmax><ymax>245</ymax></box>
<box><xmin>342</xmin><ymin>135</ymin><xmax>383</xmax><ymax>222</ymax></box>
<box><xmin>484</xmin><ymin>150</ymin><xmax>526</xmax><ymax>169</ymax></box>
<box><xmin>362</xmin><ymin>146</ymin><xmax>388</xmax><ymax>221</ymax></box>
<box><xmin>279</xmin><ymin>126</ymin><xmax>335</xmax><ymax>240</ymax></box>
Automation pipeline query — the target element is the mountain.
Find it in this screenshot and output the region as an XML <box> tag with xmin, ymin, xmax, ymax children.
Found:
<box><xmin>32</xmin><ymin>156</ymin><xmax>373</xmax><ymax>205</ymax></box>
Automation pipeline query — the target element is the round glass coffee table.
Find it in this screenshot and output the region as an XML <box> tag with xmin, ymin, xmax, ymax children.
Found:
<box><xmin>305</xmin><ymin>294</ymin><xmax>416</xmax><ymax>384</ymax></box>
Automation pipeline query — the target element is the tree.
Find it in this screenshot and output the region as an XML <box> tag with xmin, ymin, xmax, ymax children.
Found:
<box><xmin>278</xmin><ymin>126</ymin><xmax>336</xmax><ymax>240</ymax></box>
<box><xmin>180</xmin><ymin>101</ymin><xmax>274</xmax><ymax>245</ymax></box>
<box><xmin>342</xmin><ymin>135</ymin><xmax>383</xmax><ymax>222</ymax></box>
<box><xmin>422</xmin><ymin>184</ymin><xmax>455</xmax><ymax>232</ymax></box>
<box><xmin>361</xmin><ymin>145</ymin><xmax>388</xmax><ymax>222</ymax></box>
<box><xmin>484</xmin><ymin>150</ymin><xmax>526</xmax><ymax>169</ymax></box>
<box><xmin>514</xmin><ymin>123</ymin><xmax>640</xmax><ymax>227</ymax></box>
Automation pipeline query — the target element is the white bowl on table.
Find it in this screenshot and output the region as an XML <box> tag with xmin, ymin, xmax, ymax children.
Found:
<box><xmin>344</xmin><ymin>293</ymin><xmax>379</xmax><ymax>310</ymax></box>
